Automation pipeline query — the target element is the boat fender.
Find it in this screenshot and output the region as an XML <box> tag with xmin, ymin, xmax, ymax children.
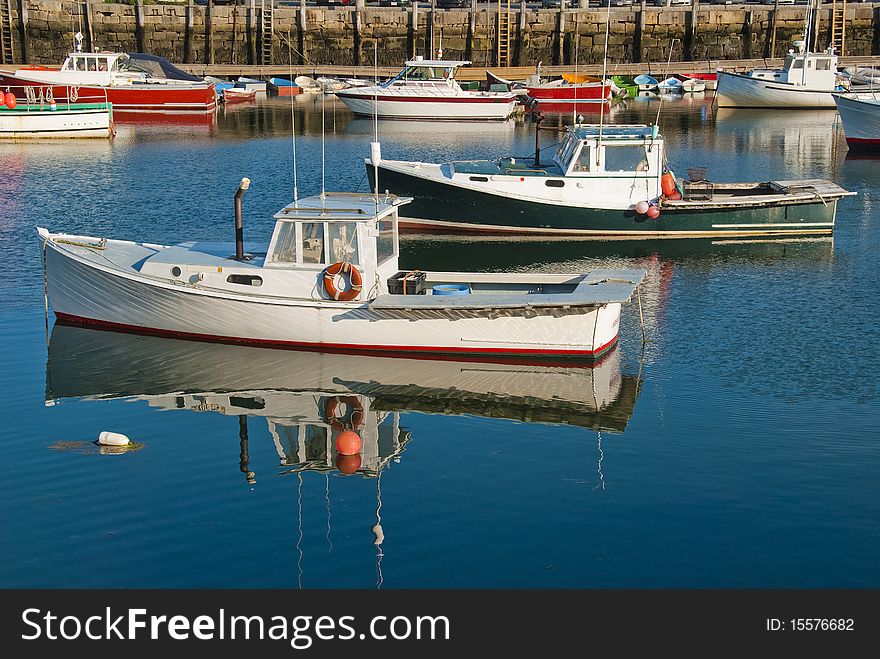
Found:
<box><xmin>370</xmin><ymin>141</ymin><xmax>382</xmax><ymax>166</ymax></box>
<box><xmin>4</xmin><ymin>92</ymin><xmax>16</xmax><ymax>110</ymax></box>
<box><xmin>97</xmin><ymin>431</ymin><xmax>130</xmax><ymax>447</ymax></box>
<box><xmin>325</xmin><ymin>396</ymin><xmax>365</xmax><ymax>432</ymax></box>
<box><xmin>336</xmin><ymin>430</ymin><xmax>363</xmax><ymax>456</ymax></box>
<box><xmin>661</xmin><ymin>171</ymin><xmax>676</xmax><ymax>196</ymax></box>
<box><xmin>323</xmin><ymin>261</ymin><xmax>362</xmax><ymax>301</ymax></box>
<box><xmin>646</xmin><ymin>205</ymin><xmax>661</xmax><ymax>220</ymax></box>
<box><xmin>635</xmin><ymin>200</ymin><xmax>650</xmax><ymax>215</ymax></box>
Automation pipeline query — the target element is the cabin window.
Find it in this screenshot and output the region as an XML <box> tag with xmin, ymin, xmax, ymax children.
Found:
<box><xmin>792</xmin><ymin>59</ymin><xmax>804</xmax><ymax>69</ymax></box>
<box><xmin>271</xmin><ymin>222</ymin><xmax>298</xmax><ymax>263</ymax></box>
<box><xmin>301</xmin><ymin>222</ymin><xmax>326</xmax><ymax>264</ymax></box>
<box><xmin>573</xmin><ymin>144</ymin><xmax>593</xmax><ymax>172</ymax></box>
<box><xmin>377</xmin><ymin>218</ymin><xmax>396</xmax><ymax>264</ymax></box>
<box><xmin>97</xmin><ymin>57</ymin><xmax>109</xmax><ymax>71</ymax></box>
<box><xmin>604</xmin><ymin>145</ymin><xmax>649</xmax><ymax>173</ymax></box>
<box><xmin>328</xmin><ymin>222</ymin><xmax>359</xmax><ymax>265</ymax></box>
<box><xmin>227</xmin><ymin>274</ymin><xmax>263</xmax><ymax>287</ymax></box>
<box><xmin>545</xmin><ymin>180</ymin><xmax>565</xmax><ymax>188</ymax></box>
<box><xmin>75</xmin><ymin>58</ymin><xmax>86</xmax><ymax>71</ymax></box>
<box><xmin>816</xmin><ymin>59</ymin><xmax>831</xmax><ymax>71</ymax></box>
<box><xmin>469</xmin><ymin>176</ymin><xmax>489</xmax><ymax>182</ymax></box>
<box><xmin>87</xmin><ymin>57</ymin><xmax>98</xmax><ymax>71</ymax></box>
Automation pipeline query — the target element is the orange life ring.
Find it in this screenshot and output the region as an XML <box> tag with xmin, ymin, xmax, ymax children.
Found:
<box><xmin>323</xmin><ymin>261</ymin><xmax>362</xmax><ymax>301</ymax></box>
<box><xmin>324</xmin><ymin>396</ymin><xmax>365</xmax><ymax>432</ymax></box>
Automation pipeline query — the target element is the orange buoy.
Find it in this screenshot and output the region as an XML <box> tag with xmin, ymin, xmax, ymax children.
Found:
<box><xmin>0</xmin><ymin>93</ymin><xmax>5</xmax><ymax>107</ymax></box>
<box><xmin>336</xmin><ymin>453</ymin><xmax>362</xmax><ymax>475</ymax></box>
<box><xmin>336</xmin><ymin>430</ymin><xmax>362</xmax><ymax>456</ymax></box>
<box><xmin>646</xmin><ymin>205</ymin><xmax>661</xmax><ymax>219</ymax></box>
<box><xmin>4</xmin><ymin>92</ymin><xmax>16</xmax><ymax>109</ymax></box>
<box><xmin>661</xmin><ymin>171</ymin><xmax>675</xmax><ymax>196</ymax></box>
<box><xmin>667</xmin><ymin>189</ymin><xmax>682</xmax><ymax>201</ymax></box>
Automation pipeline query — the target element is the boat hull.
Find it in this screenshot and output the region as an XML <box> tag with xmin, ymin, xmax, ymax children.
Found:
<box><xmin>716</xmin><ymin>70</ymin><xmax>837</xmax><ymax>109</ymax></box>
<box><xmin>371</xmin><ymin>162</ymin><xmax>841</xmax><ymax>239</ymax></box>
<box><xmin>526</xmin><ymin>83</ymin><xmax>611</xmax><ymax>101</ymax></box>
<box><xmin>0</xmin><ymin>73</ymin><xmax>216</xmax><ymax>113</ymax></box>
<box><xmin>834</xmin><ymin>94</ymin><xmax>880</xmax><ymax>149</ymax></box>
<box><xmin>0</xmin><ymin>105</ymin><xmax>111</xmax><ymax>138</ymax></box>
<box><xmin>44</xmin><ymin>240</ymin><xmax>621</xmax><ymax>361</ymax></box>
<box><xmin>335</xmin><ymin>90</ymin><xmax>518</xmax><ymax>120</ymax></box>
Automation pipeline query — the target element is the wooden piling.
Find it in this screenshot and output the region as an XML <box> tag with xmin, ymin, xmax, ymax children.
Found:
<box><xmin>83</xmin><ymin>1</ymin><xmax>94</xmax><ymax>52</ymax></box>
<box><xmin>135</xmin><ymin>0</ymin><xmax>144</xmax><ymax>54</ymax></box>
<box><xmin>636</xmin><ymin>0</ymin><xmax>646</xmax><ymax>64</ymax></box>
<box><xmin>743</xmin><ymin>10</ymin><xmax>752</xmax><ymax>61</ymax></box>
<box><xmin>206</xmin><ymin>0</ymin><xmax>214</xmax><ymax>65</ymax></box>
<box><xmin>17</xmin><ymin>0</ymin><xmax>27</xmax><ymax>64</ymax></box>
<box><xmin>298</xmin><ymin>0</ymin><xmax>306</xmax><ymax>65</ymax></box>
<box><xmin>184</xmin><ymin>0</ymin><xmax>193</xmax><ymax>63</ymax></box>
<box><xmin>556</xmin><ymin>5</ymin><xmax>564</xmax><ymax>66</ymax></box>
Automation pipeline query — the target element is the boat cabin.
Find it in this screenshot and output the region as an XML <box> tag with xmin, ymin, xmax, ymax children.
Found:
<box><xmin>138</xmin><ymin>192</ymin><xmax>407</xmax><ymax>302</ymax></box>
<box><xmin>551</xmin><ymin>124</ymin><xmax>664</xmax><ymax>181</ymax></box>
<box><xmin>748</xmin><ymin>41</ymin><xmax>838</xmax><ymax>88</ymax></box>
<box><xmin>382</xmin><ymin>58</ymin><xmax>470</xmax><ymax>90</ymax></box>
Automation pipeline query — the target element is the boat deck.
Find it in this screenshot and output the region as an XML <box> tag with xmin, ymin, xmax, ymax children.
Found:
<box><xmin>451</xmin><ymin>158</ymin><xmax>565</xmax><ymax>177</ymax></box>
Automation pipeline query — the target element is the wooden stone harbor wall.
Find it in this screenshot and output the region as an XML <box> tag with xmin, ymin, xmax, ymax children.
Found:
<box><xmin>2</xmin><ymin>1</ymin><xmax>879</xmax><ymax>68</ymax></box>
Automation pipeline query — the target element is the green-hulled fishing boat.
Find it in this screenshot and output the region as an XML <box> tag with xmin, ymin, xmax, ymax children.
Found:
<box><xmin>367</xmin><ymin>123</ymin><xmax>854</xmax><ymax>239</ymax></box>
<box><xmin>611</xmin><ymin>75</ymin><xmax>639</xmax><ymax>98</ymax></box>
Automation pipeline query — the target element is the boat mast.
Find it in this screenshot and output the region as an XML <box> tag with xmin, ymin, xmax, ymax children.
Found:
<box><xmin>597</xmin><ymin>0</ymin><xmax>611</xmax><ymax>165</ymax></box>
<box><xmin>289</xmin><ymin>37</ymin><xmax>299</xmax><ymax>205</ymax></box>
<box><xmin>373</xmin><ymin>40</ymin><xmax>380</xmax><ymax>211</ymax></box>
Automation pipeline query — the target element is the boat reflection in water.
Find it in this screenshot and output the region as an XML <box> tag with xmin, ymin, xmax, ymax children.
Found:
<box><xmin>46</xmin><ymin>323</ymin><xmax>643</xmax><ymax>477</ymax></box>
<box><xmin>46</xmin><ymin>323</ymin><xmax>642</xmax><ymax>583</ymax></box>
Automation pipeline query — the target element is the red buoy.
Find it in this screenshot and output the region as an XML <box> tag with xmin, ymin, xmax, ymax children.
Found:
<box><xmin>336</xmin><ymin>453</ymin><xmax>362</xmax><ymax>475</ymax></box>
<box><xmin>4</xmin><ymin>92</ymin><xmax>16</xmax><ymax>109</ymax></box>
<box><xmin>336</xmin><ymin>430</ymin><xmax>362</xmax><ymax>456</ymax></box>
<box><xmin>646</xmin><ymin>205</ymin><xmax>661</xmax><ymax>219</ymax></box>
<box><xmin>0</xmin><ymin>93</ymin><xmax>6</xmax><ymax>107</ymax></box>
<box><xmin>661</xmin><ymin>172</ymin><xmax>675</xmax><ymax>196</ymax></box>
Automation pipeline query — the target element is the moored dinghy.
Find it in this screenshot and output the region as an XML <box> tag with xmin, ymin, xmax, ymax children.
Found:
<box><xmin>634</xmin><ymin>74</ymin><xmax>658</xmax><ymax>92</ymax></box>
<box><xmin>38</xmin><ymin>189</ymin><xmax>644</xmax><ymax>361</ymax></box>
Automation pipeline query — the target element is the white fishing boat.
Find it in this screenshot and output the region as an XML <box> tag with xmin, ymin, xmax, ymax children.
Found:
<box><xmin>294</xmin><ymin>76</ymin><xmax>322</xmax><ymax>93</ymax></box>
<box><xmin>833</xmin><ymin>93</ymin><xmax>880</xmax><ymax>150</ymax></box>
<box><xmin>39</xmin><ymin>187</ymin><xmax>644</xmax><ymax>361</ymax></box>
<box><xmin>335</xmin><ymin>58</ymin><xmax>520</xmax><ymax>120</ymax></box>
<box><xmin>235</xmin><ymin>77</ymin><xmax>267</xmax><ymax>94</ymax></box>
<box><xmin>716</xmin><ymin>41</ymin><xmax>847</xmax><ymax>109</ymax></box>
<box><xmin>0</xmin><ymin>85</ymin><xmax>113</xmax><ymax>138</ymax></box>
<box><xmin>678</xmin><ymin>76</ymin><xmax>706</xmax><ymax>93</ymax></box>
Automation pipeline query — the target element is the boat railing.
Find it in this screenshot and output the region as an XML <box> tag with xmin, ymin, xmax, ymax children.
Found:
<box><xmin>1</xmin><ymin>83</ymin><xmax>112</xmax><ymax>113</ymax></box>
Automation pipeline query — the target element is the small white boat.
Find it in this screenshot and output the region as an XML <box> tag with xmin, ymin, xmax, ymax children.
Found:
<box><xmin>235</xmin><ymin>77</ymin><xmax>267</xmax><ymax>94</ymax></box>
<box><xmin>0</xmin><ymin>86</ymin><xmax>113</xmax><ymax>139</ymax></box>
<box><xmin>834</xmin><ymin>93</ymin><xmax>880</xmax><ymax>150</ymax></box>
<box><xmin>335</xmin><ymin>58</ymin><xmax>520</xmax><ymax>121</ymax></box>
<box><xmin>316</xmin><ymin>77</ymin><xmax>347</xmax><ymax>93</ymax></box>
<box><xmin>294</xmin><ymin>76</ymin><xmax>322</xmax><ymax>93</ymax></box>
<box><xmin>39</xmin><ymin>188</ymin><xmax>644</xmax><ymax>361</ymax></box>
<box><xmin>678</xmin><ymin>77</ymin><xmax>706</xmax><ymax>93</ymax></box>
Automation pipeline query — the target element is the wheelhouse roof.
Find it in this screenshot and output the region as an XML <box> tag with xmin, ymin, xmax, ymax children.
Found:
<box><xmin>404</xmin><ymin>60</ymin><xmax>470</xmax><ymax>68</ymax></box>
<box><xmin>273</xmin><ymin>192</ymin><xmax>410</xmax><ymax>223</ymax></box>
<box><xmin>568</xmin><ymin>124</ymin><xmax>661</xmax><ymax>141</ymax></box>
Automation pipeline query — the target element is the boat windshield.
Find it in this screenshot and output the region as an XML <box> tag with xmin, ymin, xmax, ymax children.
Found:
<box><xmin>555</xmin><ymin>133</ymin><xmax>580</xmax><ymax>169</ymax></box>
<box><xmin>402</xmin><ymin>66</ymin><xmax>453</xmax><ymax>81</ymax></box>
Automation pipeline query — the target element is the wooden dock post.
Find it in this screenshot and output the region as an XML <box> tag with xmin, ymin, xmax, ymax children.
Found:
<box><xmin>135</xmin><ymin>0</ymin><xmax>144</xmax><ymax>54</ymax></box>
<box><xmin>408</xmin><ymin>1</ymin><xmax>418</xmax><ymax>60</ymax></box>
<box><xmin>206</xmin><ymin>0</ymin><xmax>214</xmax><ymax>65</ymax></box>
<box><xmin>874</xmin><ymin>7</ymin><xmax>880</xmax><ymax>56</ymax></box>
<box><xmin>685</xmin><ymin>0</ymin><xmax>698</xmax><ymax>62</ymax></box>
<box><xmin>514</xmin><ymin>0</ymin><xmax>525</xmax><ymax>66</ymax></box>
<box><xmin>743</xmin><ymin>10</ymin><xmax>752</xmax><ymax>60</ymax></box>
<box><xmin>247</xmin><ymin>0</ymin><xmax>256</xmax><ymax>65</ymax></box>
<box><xmin>82</xmin><ymin>1</ymin><xmax>94</xmax><ymax>52</ymax></box>
<box><xmin>465</xmin><ymin>0</ymin><xmax>474</xmax><ymax>62</ymax></box>
<box><xmin>556</xmin><ymin>2</ymin><xmax>564</xmax><ymax>66</ymax></box>
<box><xmin>769</xmin><ymin>1</ymin><xmax>779</xmax><ymax>58</ymax></box>
<box><xmin>298</xmin><ymin>0</ymin><xmax>307</xmax><ymax>65</ymax></box>
<box><xmin>354</xmin><ymin>0</ymin><xmax>363</xmax><ymax>67</ymax></box>
<box><xmin>427</xmin><ymin>0</ymin><xmax>435</xmax><ymax>60</ymax></box>
<box><xmin>184</xmin><ymin>0</ymin><xmax>193</xmax><ymax>63</ymax></box>
<box><xmin>17</xmin><ymin>0</ymin><xmax>27</xmax><ymax>63</ymax></box>
<box><xmin>636</xmin><ymin>0</ymin><xmax>646</xmax><ymax>64</ymax></box>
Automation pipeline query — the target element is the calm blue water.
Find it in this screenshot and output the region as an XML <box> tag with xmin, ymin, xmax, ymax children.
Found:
<box><xmin>1</xmin><ymin>96</ymin><xmax>879</xmax><ymax>588</ymax></box>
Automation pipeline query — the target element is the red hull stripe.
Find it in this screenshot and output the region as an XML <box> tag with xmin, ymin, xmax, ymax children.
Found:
<box><xmin>846</xmin><ymin>137</ymin><xmax>880</xmax><ymax>145</ymax></box>
<box><xmin>54</xmin><ymin>312</ymin><xmax>618</xmax><ymax>362</ymax></box>
<box><xmin>336</xmin><ymin>93</ymin><xmax>513</xmax><ymax>104</ymax></box>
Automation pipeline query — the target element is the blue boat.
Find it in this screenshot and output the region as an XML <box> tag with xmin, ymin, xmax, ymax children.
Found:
<box><xmin>634</xmin><ymin>74</ymin><xmax>658</xmax><ymax>92</ymax></box>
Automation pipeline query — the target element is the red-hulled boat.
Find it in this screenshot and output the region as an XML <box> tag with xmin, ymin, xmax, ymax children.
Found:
<box><xmin>526</xmin><ymin>74</ymin><xmax>612</xmax><ymax>105</ymax></box>
<box><xmin>0</xmin><ymin>52</ymin><xmax>215</xmax><ymax>113</ymax></box>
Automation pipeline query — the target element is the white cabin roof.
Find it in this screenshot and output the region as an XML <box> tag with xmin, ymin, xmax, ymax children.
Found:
<box><xmin>404</xmin><ymin>60</ymin><xmax>470</xmax><ymax>68</ymax></box>
<box><xmin>272</xmin><ymin>192</ymin><xmax>410</xmax><ymax>223</ymax></box>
